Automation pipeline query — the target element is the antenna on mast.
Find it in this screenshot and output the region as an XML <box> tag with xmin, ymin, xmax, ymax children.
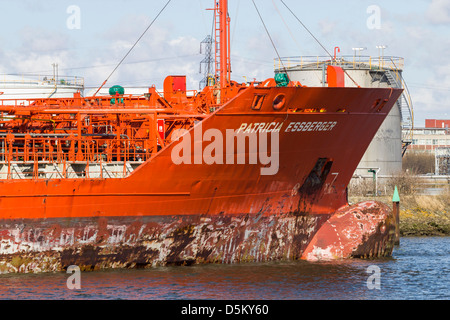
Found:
<box><xmin>199</xmin><ymin>35</ymin><xmax>214</xmax><ymax>90</ymax></box>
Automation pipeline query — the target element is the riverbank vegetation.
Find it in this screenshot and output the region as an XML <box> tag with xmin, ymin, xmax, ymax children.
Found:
<box><xmin>348</xmin><ymin>171</ymin><xmax>450</xmax><ymax>236</ymax></box>
<box><xmin>402</xmin><ymin>152</ymin><xmax>435</xmax><ymax>174</ymax></box>
<box><xmin>349</xmin><ymin>193</ymin><xmax>450</xmax><ymax>236</ymax></box>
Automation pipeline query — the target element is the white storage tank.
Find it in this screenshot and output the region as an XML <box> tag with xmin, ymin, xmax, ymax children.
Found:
<box><xmin>0</xmin><ymin>73</ymin><xmax>84</xmax><ymax>103</ymax></box>
<box><xmin>275</xmin><ymin>55</ymin><xmax>413</xmax><ymax>177</ymax></box>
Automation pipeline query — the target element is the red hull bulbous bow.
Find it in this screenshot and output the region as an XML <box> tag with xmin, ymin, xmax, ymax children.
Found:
<box><xmin>302</xmin><ymin>201</ymin><xmax>396</xmax><ymax>261</ymax></box>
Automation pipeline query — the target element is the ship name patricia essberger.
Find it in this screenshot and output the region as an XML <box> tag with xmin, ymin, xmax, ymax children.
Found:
<box><xmin>236</xmin><ymin>121</ymin><xmax>338</xmax><ymax>134</ymax></box>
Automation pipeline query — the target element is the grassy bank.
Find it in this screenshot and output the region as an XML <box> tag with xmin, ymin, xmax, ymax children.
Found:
<box><xmin>349</xmin><ymin>193</ymin><xmax>450</xmax><ymax>236</ymax></box>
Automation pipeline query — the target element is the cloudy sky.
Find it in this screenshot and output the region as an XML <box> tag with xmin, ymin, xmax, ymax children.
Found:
<box><xmin>0</xmin><ymin>0</ymin><xmax>449</xmax><ymax>126</ymax></box>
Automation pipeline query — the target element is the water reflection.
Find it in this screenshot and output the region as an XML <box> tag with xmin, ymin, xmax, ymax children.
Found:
<box><xmin>0</xmin><ymin>237</ymin><xmax>449</xmax><ymax>300</ymax></box>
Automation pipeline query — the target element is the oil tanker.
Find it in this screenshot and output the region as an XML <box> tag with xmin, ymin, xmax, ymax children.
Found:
<box><xmin>0</xmin><ymin>0</ymin><xmax>401</xmax><ymax>273</ymax></box>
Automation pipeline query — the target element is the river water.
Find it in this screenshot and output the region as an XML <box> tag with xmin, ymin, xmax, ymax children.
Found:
<box><xmin>0</xmin><ymin>237</ymin><xmax>448</xmax><ymax>301</ymax></box>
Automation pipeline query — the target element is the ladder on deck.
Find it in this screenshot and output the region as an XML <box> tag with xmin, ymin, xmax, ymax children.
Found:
<box><xmin>385</xmin><ymin>69</ymin><xmax>414</xmax><ymax>156</ymax></box>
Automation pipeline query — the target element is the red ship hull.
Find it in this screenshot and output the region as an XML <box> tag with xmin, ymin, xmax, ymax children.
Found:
<box><xmin>0</xmin><ymin>86</ymin><xmax>401</xmax><ymax>272</ymax></box>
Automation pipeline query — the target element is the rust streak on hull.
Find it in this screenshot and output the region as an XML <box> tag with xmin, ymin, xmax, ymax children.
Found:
<box><xmin>0</xmin><ymin>212</ymin><xmax>331</xmax><ymax>273</ymax></box>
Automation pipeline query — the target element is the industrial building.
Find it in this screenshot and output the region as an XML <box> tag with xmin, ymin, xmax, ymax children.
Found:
<box><xmin>407</xmin><ymin>125</ymin><xmax>450</xmax><ymax>153</ymax></box>
<box><xmin>405</xmin><ymin>119</ymin><xmax>450</xmax><ymax>175</ymax></box>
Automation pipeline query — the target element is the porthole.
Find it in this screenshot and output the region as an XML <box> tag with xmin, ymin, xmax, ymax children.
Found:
<box><xmin>273</xmin><ymin>94</ymin><xmax>286</xmax><ymax>110</ymax></box>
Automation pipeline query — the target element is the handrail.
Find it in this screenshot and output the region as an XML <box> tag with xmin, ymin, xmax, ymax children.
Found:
<box><xmin>0</xmin><ymin>74</ymin><xmax>84</xmax><ymax>87</ymax></box>
<box><xmin>274</xmin><ymin>55</ymin><xmax>404</xmax><ymax>71</ymax></box>
<box><xmin>0</xmin><ymin>135</ymin><xmax>153</xmax><ymax>180</ymax></box>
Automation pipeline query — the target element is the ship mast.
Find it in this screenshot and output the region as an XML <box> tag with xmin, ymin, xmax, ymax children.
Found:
<box><xmin>214</xmin><ymin>0</ymin><xmax>231</xmax><ymax>100</ymax></box>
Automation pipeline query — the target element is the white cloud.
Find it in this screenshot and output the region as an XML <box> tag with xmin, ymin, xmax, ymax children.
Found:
<box><xmin>318</xmin><ymin>20</ymin><xmax>337</xmax><ymax>36</ymax></box>
<box><xmin>409</xmin><ymin>63</ymin><xmax>450</xmax><ymax>125</ymax></box>
<box><xmin>405</xmin><ymin>26</ymin><xmax>432</xmax><ymax>41</ymax></box>
<box><xmin>19</xmin><ymin>27</ymin><xmax>70</xmax><ymax>53</ymax></box>
<box><xmin>80</xmin><ymin>15</ymin><xmax>205</xmax><ymax>90</ymax></box>
<box><xmin>426</xmin><ymin>0</ymin><xmax>450</xmax><ymax>24</ymax></box>
<box><xmin>0</xmin><ymin>26</ymin><xmax>75</xmax><ymax>76</ymax></box>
